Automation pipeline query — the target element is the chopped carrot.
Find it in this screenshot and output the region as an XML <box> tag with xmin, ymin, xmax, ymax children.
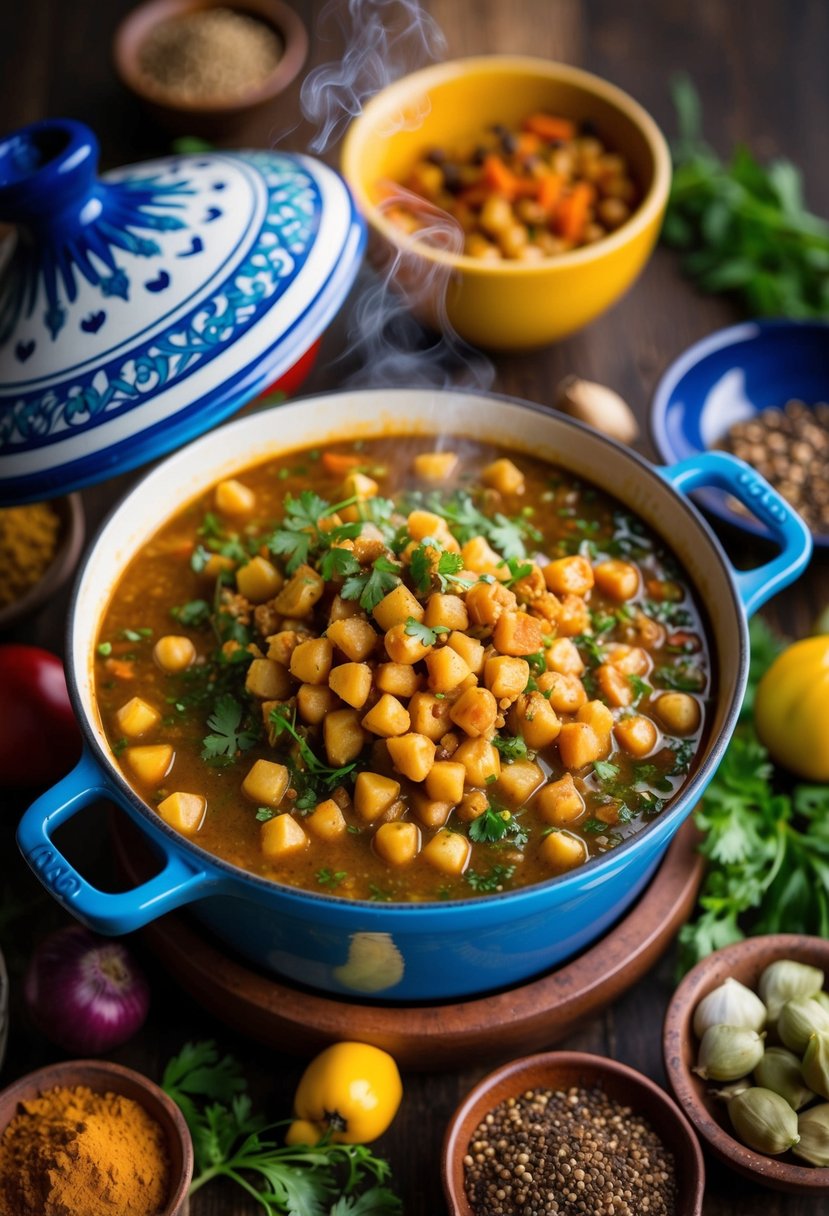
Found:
<box><xmin>458</xmin><ymin>185</ymin><xmax>490</xmax><ymax>207</ymax></box>
<box><xmin>482</xmin><ymin>154</ymin><xmax>522</xmax><ymax>200</ymax></box>
<box><xmin>516</xmin><ymin>132</ymin><xmax>541</xmax><ymax>157</ymax></box>
<box><xmin>555</xmin><ymin>182</ymin><xmax>595</xmax><ymax>242</ymax></box>
<box><xmin>321</xmin><ymin>452</ymin><xmax>364</xmax><ymax>476</ymax></box>
<box><xmin>105</xmin><ymin>658</ymin><xmax>135</xmax><ymax>680</ymax></box>
<box><xmin>524</xmin><ymin>113</ymin><xmax>577</xmax><ymax>143</ymax></box>
<box><xmin>538</xmin><ymin>173</ymin><xmax>564</xmax><ymax>214</ymax></box>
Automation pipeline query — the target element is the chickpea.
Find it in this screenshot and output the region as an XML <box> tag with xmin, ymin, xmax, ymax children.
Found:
<box><xmin>154</xmin><ymin>635</ymin><xmax>196</xmax><ymax>673</ymax></box>
<box><xmin>598</xmin><ymin>197</ymin><xmax>631</xmax><ymax>229</ymax></box>
<box><xmin>655</xmin><ymin>692</ymin><xmax>701</xmax><ymax>735</ymax></box>
<box><xmin>480</xmin><ymin>195</ymin><xmax>514</xmax><ymax>237</ymax></box>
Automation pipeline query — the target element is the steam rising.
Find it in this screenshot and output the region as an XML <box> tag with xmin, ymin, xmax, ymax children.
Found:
<box><xmin>300</xmin><ymin>0</ymin><xmax>447</xmax><ymax>153</ymax></box>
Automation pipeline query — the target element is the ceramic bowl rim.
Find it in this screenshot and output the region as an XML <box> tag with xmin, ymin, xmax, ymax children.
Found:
<box><xmin>63</xmin><ymin>386</ymin><xmax>748</xmax><ymax>915</ymax></box>
<box><xmin>0</xmin><ymin>493</ymin><xmax>85</xmax><ymax>631</ymax></box>
<box><xmin>442</xmin><ymin>1049</ymin><xmax>706</xmax><ymax>1216</ymax></box>
<box><xmin>341</xmin><ymin>54</ymin><xmax>672</xmax><ymax>276</ymax></box>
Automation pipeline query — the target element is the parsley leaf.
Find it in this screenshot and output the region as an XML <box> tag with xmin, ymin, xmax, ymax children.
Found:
<box><xmin>341</xmin><ymin>556</ymin><xmax>402</xmax><ymax>613</ymax></box>
<box><xmin>492</xmin><ymin>735</ymin><xmax>529</xmax><ymax>763</ymax></box>
<box><xmin>404</xmin><ymin>617</ymin><xmax>443</xmax><ymax>646</ymax></box>
<box><xmin>593</xmin><ymin>759</ymin><xmax>620</xmax><ymax>782</ymax></box>
<box><xmin>468</xmin><ymin>805</ymin><xmax>528</xmax><ymax>847</ymax></box>
<box><xmin>500</xmin><ymin>557</ymin><xmax>534</xmax><ymax>585</ymax></box>
<box><xmin>201</xmin><ymin>695</ymin><xmax>259</xmax><ymax>763</ymax></box>
<box><xmin>171</xmin><ymin>599</ymin><xmax>211</xmax><ymax>628</ymax></box>
<box><xmin>319</xmin><ymin>546</ymin><xmax>362</xmax><ymax>582</ymax></box>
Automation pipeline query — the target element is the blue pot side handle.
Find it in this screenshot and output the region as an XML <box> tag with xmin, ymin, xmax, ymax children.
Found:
<box><xmin>659</xmin><ymin>451</ymin><xmax>813</xmax><ymax>617</ymax></box>
<box><xmin>16</xmin><ymin>748</ymin><xmax>215</xmax><ymax>936</ymax></box>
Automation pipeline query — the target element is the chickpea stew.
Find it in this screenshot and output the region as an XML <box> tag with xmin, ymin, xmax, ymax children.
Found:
<box><xmin>95</xmin><ymin>436</ymin><xmax>711</xmax><ymax>902</ymax></box>
<box><xmin>386</xmin><ymin>113</ymin><xmax>639</xmax><ymax>261</ymax></box>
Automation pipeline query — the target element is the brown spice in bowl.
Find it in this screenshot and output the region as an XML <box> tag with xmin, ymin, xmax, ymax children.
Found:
<box><xmin>0</xmin><ymin>1084</ymin><xmax>170</xmax><ymax>1216</ymax></box>
<box><xmin>463</xmin><ymin>1084</ymin><xmax>676</xmax><ymax>1216</ymax></box>
<box><xmin>0</xmin><ymin>502</ymin><xmax>60</xmax><ymax>609</ymax></box>
<box><xmin>138</xmin><ymin>6</ymin><xmax>283</xmax><ymax>103</ymax></box>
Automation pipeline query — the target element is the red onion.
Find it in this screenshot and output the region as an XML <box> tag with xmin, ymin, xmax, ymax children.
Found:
<box><xmin>24</xmin><ymin>924</ymin><xmax>150</xmax><ymax>1054</ymax></box>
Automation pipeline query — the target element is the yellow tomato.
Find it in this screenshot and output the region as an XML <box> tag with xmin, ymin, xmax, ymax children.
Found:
<box><xmin>754</xmin><ymin>636</ymin><xmax>829</xmax><ymax>781</ymax></box>
<box><xmin>286</xmin><ymin>1042</ymin><xmax>402</xmax><ymax>1145</ymax></box>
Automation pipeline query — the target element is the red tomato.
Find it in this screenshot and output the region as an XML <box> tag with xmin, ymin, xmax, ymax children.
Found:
<box><xmin>0</xmin><ymin>645</ymin><xmax>81</xmax><ymax>787</ymax></box>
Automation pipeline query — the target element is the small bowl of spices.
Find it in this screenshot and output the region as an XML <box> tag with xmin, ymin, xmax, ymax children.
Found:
<box><xmin>0</xmin><ymin>1058</ymin><xmax>192</xmax><ymax>1216</ymax></box>
<box><xmin>651</xmin><ymin>318</ymin><xmax>829</xmax><ymax>547</ymax></box>
<box><xmin>114</xmin><ymin>0</ymin><xmax>309</xmax><ymax>137</ymax></box>
<box><xmin>0</xmin><ymin>493</ymin><xmax>84</xmax><ymax>632</ymax></box>
<box><xmin>443</xmin><ymin>1051</ymin><xmax>704</xmax><ymax>1216</ymax></box>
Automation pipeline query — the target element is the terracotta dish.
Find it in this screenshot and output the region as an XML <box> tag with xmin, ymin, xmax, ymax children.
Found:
<box><xmin>113</xmin><ymin>0</ymin><xmax>309</xmax><ymax>136</ymax></box>
<box><xmin>0</xmin><ymin>493</ymin><xmax>84</xmax><ymax>632</ymax></box>
<box><xmin>663</xmin><ymin>933</ymin><xmax>829</xmax><ymax>1194</ymax></box>
<box><xmin>443</xmin><ymin>1051</ymin><xmax>705</xmax><ymax>1216</ymax></box>
<box><xmin>0</xmin><ymin>1058</ymin><xmax>193</xmax><ymax>1214</ymax></box>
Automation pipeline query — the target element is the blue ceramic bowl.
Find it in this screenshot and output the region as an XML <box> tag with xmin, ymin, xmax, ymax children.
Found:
<box><xmin>651</xmin><ymin>318</ymin><xmax>829</xmax><ymax>547</ymax></box>
<box><xmin>16</xmin><ymin>390</ymin><xmax>812</xmax><ymax>1002</ymax></box>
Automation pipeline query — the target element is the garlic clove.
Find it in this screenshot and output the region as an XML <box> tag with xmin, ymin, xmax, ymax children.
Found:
<box><xmin>694</xmin><ymin>1024</ymin><xmax>765</xmax><ymax>1082</ymax></box>
<box><xmin>553</xmin><ymin>375</ymin><xmax>639</xmax><ymax>445</ymax></box>
<box><xmin>693</xmin><ymin>976</ymin><xmax>768</xmax><ymax>1038</ymax></box>
<box><xmin>758</xmin><ymin>959</ymin><xmax>824</xmax><ymax>1022</ymax></box>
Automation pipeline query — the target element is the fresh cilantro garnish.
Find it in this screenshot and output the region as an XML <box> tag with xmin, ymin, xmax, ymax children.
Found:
<box><xmin>190</xmin><ymin>544</ymin><xmax>213</xmax><ymax>574</ymax></box>
<box><xmin>120</xmin><ymin>627</ymin><xmax>153</xmax><ymax>642</ymax></box>
<box><xmin>492</xmin><ymin>735</ymin><xmax>529</xmax><ymax>763</ymax></box>
<box><xmin>653</xmin><ymin>661</ymin><xmax>706</xmax><ymax>692</ymax></box>
<box><xmin>269</xmin><ymin>706</ymin><xmax>356</xmax><ymax>788</ymax></box>
<box><xmin>171</xmin><ymin>599</ymin><xmax>211</xmax><ymax>628</ymax></box>
<box><xmin>316</xmin><ymin>868</ymin><xmax>347</xmax><ymax>888</ymax></box>
<box><xmin>424</xmin><ymin>490</ymin><xmax>540</xmax><ymax>559</ymax></box>
<box><xmin>465</xmin><ymin>864</ymin><xmax>516</xmax><ymax>892</ymax></box>
<box><xmin>403</xmin><ymin>617</ymin><xmax>443</xmax><ymax>646</ymax></box>
<box><xmin>368</xmin><ymin>883</ymin><xmax>393</xmax><ymax>902</ymax></box>
<box><xmin>162</xmin><ymin>1041</ymin><xmax>401</xmax><ymax>1215</ymax></box>
<box><xmin>468</xmin><ymin>805</ymin><xmax>528</xmax><ymax>847</ymax></box>
<box><xmin>97</xmin><ymin>641</ymin><xmax>112</xmax><ymax>657</ymax></box>
<box><xmin>256</xmin><ymin>807</ymin><xmax>276</xmax><ymax>822</ymax></box>
<box><xmin>319</xmin><ymin>546</ymin><xmax>362</xmax><ymax>582</ymax></box>
<box><xmin>628</xmin><ymin>674</ymin><xmax>653</xmax><ymax>702</ymax></box>
<box><xmin>583</xmin><ymin>818</ymin><xmax>611</xmax><ymax>834</ymax></box>
<box><xmin>525</xmin><ymin>650</ymin><xmax>547</xmax><ymax>677</ymax></box>
<box><xmin>631</xmin><ymin>762</ymin><xmax>673</xmax><ymax>792</ymax></box>
<box><xmin>572</xmin><ymin>634</ymin><xmax>604</xmax><ymax>666</ymax></box>
<box><xmin>669</xmin><ymin>738</ymin><xmax>696</xmax><ymax>774</ymax></box>
<box><xmin>409</xmin><ymin>538</ymin><xmax>467</xmax><ymax>595</ymax></box>
<box><xmin>341</xmin><ymin>556</ymin><xmax>402</xmax><ymax>613</ymax></box>
<box><xmin>593</xmin><ymin>759</ymin><xmax>620</xmax><ymax>782</ymax></box>
<box><xmin>590</xmin><ymin>609</ymin><xmax>617</xmax><ymax>635</ymax></box>
<box><xmin>201</xmin><ymin>695</ymin><xmax>260</xmax><ymax>764</ymax></box>
<box><xmin>500</xmin><ymin>557</ymin><xmax>534</xmax><ymax>585</ymax></box>
<box><xmin>267</xmin><ymin>490</ymin><xmax>361</xmax><ymax>575</ymax></box>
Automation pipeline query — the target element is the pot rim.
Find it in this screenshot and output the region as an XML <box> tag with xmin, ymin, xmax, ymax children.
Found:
<box><xmin>66</xmin><ymin>386</ymin><xmax>747</xmax><ymax>911</ymax></box>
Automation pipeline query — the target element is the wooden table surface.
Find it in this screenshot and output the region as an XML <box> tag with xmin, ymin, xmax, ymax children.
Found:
<box><xmin>2</xmin><ymin>1</ymin><xmax>828</xmax><ymax>1213</ymax></box>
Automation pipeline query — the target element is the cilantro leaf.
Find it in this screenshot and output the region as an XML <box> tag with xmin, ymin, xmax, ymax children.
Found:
<box><xmin>404</xmin><ymin>617</ymin><xmax>443</xmax><ymax>646</ymax></box>
<box><xmin>319</xmin><ymin>547</ymin><xmax>362</xmax><ymax>582</ymax></box>
<box><xmin>488</xmin><ymin>514</ymin><xmax>530</xmax><ymax>559</ymax></box>
<box><xmin>492</xmin><ymin>735</ymin><xmax>529</xmax><ymax>763</ymax></box>
<box><xmin>628</xmin><ymin>673</ymin><xmax>653</xmax><ymax>703</ymax></box>
<box><xmin>468</xmin><ymin>806</ymin><xmax>528</xmax><ymax>847</ymax></box>
<box><xmin>201</xmin><ymin>695</ymin><xmax>259</xmax><ymax>763</ymax></box>
<box><xmin>501</xmin><ymin>557</ymin><xmax>534</xmax><ymax>585</ymax></box>
<box><xmin>465</xmin><ymin>864</ymin><xmax>516</xmax><ymax>892</ymax></box>
<box><xmin>171</xmin><ymin>599</ymin><xmax>211</xmax><ymax>628</ymax></box>
<box><xmin>593</xmin><ymin>759</ymin><xmax>620</xmax><ymax>782</ymax></box>
<box><xmin>341</xmin><ymin>556</ymin><xmax>402</xmax><ymax>613</ymax></box>
<box><xmin>269</xmin><ymin>705</ymin><xmax>357</xmax><ymax>788</ymax></box>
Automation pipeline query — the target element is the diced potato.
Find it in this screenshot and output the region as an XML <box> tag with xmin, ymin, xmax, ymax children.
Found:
<box><xmin>557</xmin><ymin>722</ymin><xmax>605</xmax><ymax>770</ymax></box>
<box><xmin>594</xmin><ymin>559</ymin><xmax>640</xmax><ymax>601</ymax></box>
<box><xmin>408</xmin><ymin>691</ymin><xmax>453</xmax><ymax>741</ymax></box>
<box><xmin>493</xmin><ymin>611</ymin><xmax>544</xmax><ymax>657</ymax></box>
<box><xmin>245</xmin><ymin>658</ymin><xmax>292</xmax><ymax>701</ymax></box>
<box><xmin>409</xmin><ymin>789</ymin><xmax>452</xmax><ymax>829</ymax></box>
<box><xmin>375</xmin><ymin>662</ymin><xmax>422</xmax><ymax>698</ymax></box>
<box><xmin>343</xmin><ymin>471</ymin><xmax>379</xmax><ymax>499</ymax></box>
<box><xmin>450</xmin><ymin>687</ymin><xmax>498</xmax><ymax>738</ymax></box>
<box><xmin>413</xmin><ymin>451</ymin><xmax>458</xmax><ymax>482</ymax></box>
<box><xmin>485</xmin><ymin>655</ymin><xmax>530</xmax><ymax>703</ymax></box>
<box><xmin>535</xmin><ymin>773</ymin><xmax>585</xmax><ymax>825</ymax></box>
<box><xmin>386</xmin><ymin>732</ymin><xmax>436</xmax><ymax>782</ymax></box>
<box><xmin>329</xmin><ymin>594</ymin><xmax>364</xmax><ymax>622</ymax></box>
<box><xmin>422</xmin><ymin>829</ymin><xmax>471</xmax><ymax>875</ymax></box>
<box><xmin>297</xmin><ymin>683</ymin><xmax>340</xmax><ymax>725</ymax></box>
<box><xmin>274</xmin><ymin>565</ymin><xmax>325</xmax><ymax>617</ymax></box>
<box><xmin>352</xmin><ymin>533</ymin><xmax>387</xmax><ymax>565</ymax></box>
<box><xmin>446</xmin><ymin>630</ymin><xmax>485</xmax><ymax>675</ymax></box>
<box><xmin>577</xmin><ymin>700</ymin><xmax>614</xmax><ymax>739</ymax></box>
<box><xmin>511</xmin><ymin>563</ymin><xmax>546</xmax><ymax>603</ymax></box>
<box><xmin>456</xmin><ymin>789</ymin><xmax>488</xmax><ymax>822</ymax></box>
<box><xmin>406</xmin><ymin>510</ymin><xmax>459</xmax><ymax>551</ymax></box>
<box><xmin>465</xmin><ymin>581</ymin><xmax>516</xmax><ymax>628</ymax></box>
<box><xmin>242</xmin><ymin>759</ymin><xmax>290</xmax><ymax>807</ymax></box>
<box><xmin>545</xmin><ymin>638</ymin><xmax>584</xmax><ymax>676</ymax></box>
<box><xmin>510</xmin><ymin>693</ymin><xmax>561</xmax><ymax>749</ymax></box>
<box><xmin>461</xmin><ymin>536</ymin><xmax>509</xmax><ymax>578</ymax></box>
<box><xmin>425</xmin><ymin>760</ymin><xmax>466</xmax><ymax>804</ymax></box>
<box><xmin>495</xmin><ymin>759</ymin><xmax>543</xmax><ymax>805</ymax></box>
<box><xmin>157</xmin><ymin>791</ymin><xmax>206</xmax><ymax>834</ymax></box>
<box><xmin>614</xmin><ymin>714</ymin><xmax>658</xmax><ymax>757</ymax></box>
<box><xmin>327</xmin><ymin>616</ymin><xmax>378</xmax><ymax>662</ymax></box>
<box><xmin>384</xmin><ymin>623</ymin><xmax>432</xmax><ymax>665</ymax></box>
<box><xmin>374</xmin><ymin>820</ymin><xmax>421</xmax><ymax>866</ymax></box>
<box><xmin>532</xmin><ymin>592</ymin><xmax>562</xmax><ymax>627</ymax></box>
<box><xmin>324</xmin><ymin>708</ymin><xmax>367</xmax><ymax>766</ymax></box>
<box><xmin>201</xmin><ymin>553</ymin><xmax>235</xmax><ymax>581</ymax></box>
<box><xmin>354</xmin><ymin>771</ymin><xmax>401</xmax><ymax>822</ymax></box>
<box><xmin>538</xmin><ymin>829</ymin><xmax>588</xmax><ymax>872</ymax></box>
<box><xmin>423</xmin><ymin>593</ymin><xmax>468</xmax><ymax>632</ymax></box>
<box><xmin>236</xmin><ymin>556</ymin><xmax>283</xmax><ymax>603</ymax></box>
<box><xmin>482</xmin><ymin>457</ymin><xmax>525</xmax><ymax>496</ymax></box>
<box><xmin>597</xmin><ymin>664</ymin><xmax>633</xmax><ymax>708</ymax></box>
<box><xmin>306</xmin><ymin>798</ymin><xmax>347</xmax><ymax>840</ymax></box>
<box><xmin>125</xmin><ymin>744</ymin><xmax>174</xmax><ymax>785</ymax></box>
<box><xmin>453</xmin><ymin>737</ymin><xmax>501</xmax><ymax>786</ymax></box>
<box><xmin>215</xmin><ymin>478</ymin><xmax>255</xmax><ymax>516</ymax></box>
<box><xmin>536</xmin><ymin>670</ymin><xmax>587</xmax><ymax>714</ymax></box>
<box><xmin>361</xmin><ymin>694</ymin><xmax>411</xmax><ymax>737</ymax></box>
<box><xmin>116</xmin><ymin>697</ymin><xmax>160</xmax><ymax>738</ymax></box>
<box><xmin>542</xmin><ymin>555</ymin><xmax>595</xmax><ymax>597</ymax></box>
<box><xmin>260</xmin><ymin>814</ymin><xmax>308</xmax><ymax>860</ymax></box>
<box><xmin>557</xmin><ymin>594</ymin><xmax>591</xmax><ymax>636</ymax></box>
<box><xmin>425</xmin><ymin>645</ymin><xmax>471</xmax><ymax>693</ymax></box>
<box><xmin>266</xmin><ymin>630</ymin><xmax>306</xmax><ymax>667</ymax></box>
<box><xmin>290</xmin><ymin>637</ymin><xmax>333</xmax><ymax>685</ymax></box>
<box><xmin>373</xmin><ymin>584</ymin><xmax>423</xmax><ymax>631</ymax></box>
<box><xmin>655</xmin><ymin>692</ymin><xmax>701</xmax><ymax>735</ymax></box>
<box><xmin>607</xmin><ymin>645</ymin><xmax>650</xmax><ymax>676</ymax></box>
<box><xmin>153</xmin><ymin>635</ymin><xmax>196</xmax><ymax>674</ymax></box>
<box><xmin>328</xmin><ymin>661</ymin><xmax>372</xmax><ymax>709</ymax></box>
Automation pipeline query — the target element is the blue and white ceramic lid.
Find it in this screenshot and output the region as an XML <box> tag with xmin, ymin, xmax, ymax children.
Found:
<box><xmin>0</xmin><ymin>119</ymin><xmax>365</xmax><ymax>504</ymax></box>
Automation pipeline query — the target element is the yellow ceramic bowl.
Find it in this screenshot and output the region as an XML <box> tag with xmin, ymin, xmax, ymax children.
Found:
<box><xmin>341</xmin><ymin>56</ymin><xmax>671</xmax><ymax>351</ymax></box>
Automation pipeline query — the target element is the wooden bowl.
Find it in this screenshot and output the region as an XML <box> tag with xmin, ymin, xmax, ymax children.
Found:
<box><xmin>0</xmin><ymin>1059</ymin><xmax>193</xmax><ymax>1214</ymax></box>
<box><xmin>0</xmin><ymin>493</ymin><xmax>84</xmax><ymax>632</ymax></box>
<box><xmin>663</xmin><ymin>934</ymin><xmax>829</xmax><ymax>1194</ymax></box>
<box><xmin>113</xmin><ymin>0</ymin><xmax>309</xmax><ymax>138</ymax></box>
<box><xmin>443</xmin><ymin>1051</ymin><xmax>705</xmax><ymax>1216</ymax></box>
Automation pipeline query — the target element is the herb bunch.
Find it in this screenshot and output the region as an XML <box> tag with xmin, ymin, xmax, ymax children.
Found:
<box><xmin>664</xmin><ymin>76</ymin><xmax>829</xmax><ymax>317</ymax></box>
<box><xmin>162</xmin><ymin>1041</ymin><xmax>401</xmax><ymax>1216</ymax></box>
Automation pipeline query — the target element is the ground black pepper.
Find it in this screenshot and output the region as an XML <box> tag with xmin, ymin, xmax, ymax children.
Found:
<box><xmin>463</xmin><ymin>1084</ymin><xmax>676</xmax><ymax>1216</ymax></box>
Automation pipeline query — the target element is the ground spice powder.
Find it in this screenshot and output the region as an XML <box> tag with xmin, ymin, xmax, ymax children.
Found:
<box><xmin>0</xmin><ymin>1084</ymin><xmax>170</xmax><ymax>1216</ymax></box>
<box><xmin>0</xmin><ymin>502</ymin><xmax>60</xmax><ymax>608</ymax></box>
<box><xmin>464</xmin><ymin>1084</ymin><xmax>677</xmax><ymax>1216</ymax></box>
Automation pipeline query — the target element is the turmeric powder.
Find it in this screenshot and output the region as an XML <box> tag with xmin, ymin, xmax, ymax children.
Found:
<box><xmin>0</xmin><ymin>502</ymin><xmax>60</xmax><ymax>608</ymax></box>
<box><xmin>0</xmin><ymin>1084</ymin><xmax>171</xmax><ymax>1216</ymax></box>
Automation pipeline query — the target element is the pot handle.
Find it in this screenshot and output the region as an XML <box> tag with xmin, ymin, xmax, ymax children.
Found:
<box><xmin>16</xmin><ymin>748</ymin><xmax>215</xmax><ymax>936</ymax></box>
<box><xmin>659</xmin><ymin>451</ymin><xmax>813</xmax><ymax>617</ymax></box>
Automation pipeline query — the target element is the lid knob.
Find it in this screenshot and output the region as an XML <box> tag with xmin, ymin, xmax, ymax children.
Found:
<box><xmin>0</xmin><ymin>119</ymin><xmax>99</xmax><ymax>227</ymax></box>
